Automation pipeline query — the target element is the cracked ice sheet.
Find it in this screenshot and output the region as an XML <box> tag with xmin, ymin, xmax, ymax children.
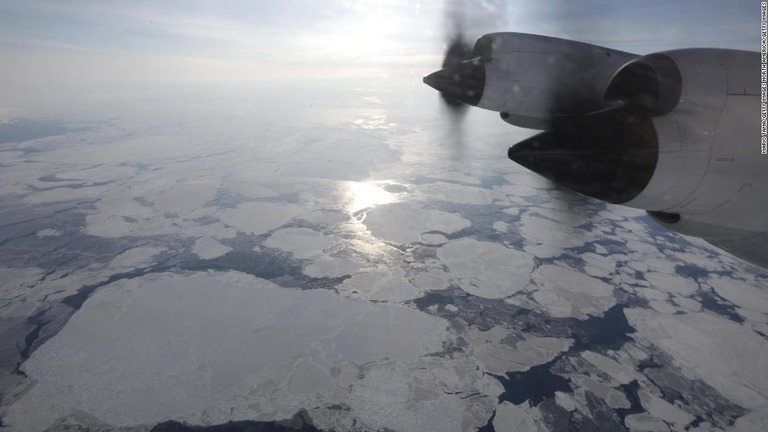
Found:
<box><xmin>261</xmin><ymin>225</ymin><xmax>363</xmax><ymax>283</ymax></box>
<box><xmin>580</xmin><ymin>351</ymin><xmax>639</xmax><ymax>385</ymax></box>
<box><xmin>706</xmin><ymin>274</ymin><xmax>768</xmax><ymax>316</ymax></box>
<box><xmin>362</xmin><ymin>202</ymin><xmax>469</xmax><ymax>245</ymax></box>
<box><xmin>5</xmin><ymin>271</ymin><xmax>497</xmax><ymax>432</ymax></box>
<box><xmin>638</xmin><ymin>387</ymin><xmax>694</xmax><ymax>427</ymax></box>
<box><xmin>493</xmin><ymin>401</ymin><xmax>545</xmax><ymax>432</ymax></box>
<box><xmin>30</xmin><ymin>134</ymin><xmax>202</xmax><ymax>166</ymax></box>
<box><xmin>337</xmin><ymin>267</ymin><xmax>420</xmax><ymax>302</ymax></box>
<box><xmin>83</xmin><ymin>169</ymin><xmax>229</xmax><ymax>239</ymax></box>
<box><xmin>572</xmin><ymin>376</ymin><xmax>630</xmax><ymax>408</ymax></box>
<box><xmin>303</xmin><ymin>256</ymin><xmax>360</xmax><ymax>278</ymax></box>
<box><xmin>0</xmin><ymin>267</ymin><xmax>49</xmax><ymax>312</ymax></box>
<box><xmin>518</xmin><ymin>211</ymin><xmax>595</xmax><ymax>258</ymax></box>
<box><xmin>263</xmin><ymin>227</ymin><xmax>338</xmax><ymax>260</ymax></box>
<box><xmin>624</xmin><ymin>413</ymin><xmax>669</xmax><ymax>432</ymax></box>
<box><xmin>192</xmin><ymin>237</ymin><xmax>232</xmax><ymax>260</ymax></box>
<box><xmin>643</xmin><ymin>272</ymin><xmax>699</xmax><ymax>297</ymax></box>
<box><xmin>0</xmin><ymin>264</ymin><xmax>126</xmax><ymax>312</ymax></box>
<box><xmin>437</xmin><ymin>238</ymin><xmax>534</xmax><ymax>299</ymax></box>
<box><xmin>217</xmin><ymin>201</ymin><xmax>305</xmax><ymax>236</ymax></box>
<box><xmin>626</xmin><ymin>308</ymin><xmax>768</xmax><ymax>410</ymax></box>
<box><xmin>470</xmin><ymin>328</ymin><xmax>573</xmax><ymax>374</ymax></box>
<box><xmin>35</xmin><ymin>228</ymin><xmax>62</xmax><ymax>237</ymax></box>
<box><xmin>527</xmin><ymin>264</ymin><xmax>616</xmax><ymax>319</ymax></box>
<box><xmin>412</xmin><ymin>182</ymin><xmax>495</xmax><ymax>205</ymax></box>
<box><xmin>107</xmin><ymin>246</ymin><xmax>164</xmax><ymax>272</ymax></box>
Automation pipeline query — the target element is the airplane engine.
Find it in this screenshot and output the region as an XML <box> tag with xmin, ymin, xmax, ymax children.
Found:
<box><xmin>423</xmin><ymin>33</ymin><xmax>638</xmax><ymax>129</ymax></box>
<box><xmin>508</xmin><ymin>48</ymin><xmax>767</xmax><ymax>265</ymax></box>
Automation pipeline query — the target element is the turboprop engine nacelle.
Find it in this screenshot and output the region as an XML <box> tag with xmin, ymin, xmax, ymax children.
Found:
<box><xmin>508</xmin><ymin>48</ymin><xmax>766</xmax><ymax>266</ymax></box>
<box><xmin>423</xmin><ymin>32</ymin><xmax>638</xmax><ymax>129</ymax></box>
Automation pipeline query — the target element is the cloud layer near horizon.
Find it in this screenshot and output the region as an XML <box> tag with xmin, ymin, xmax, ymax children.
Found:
<box><xmin>0</xmin><ymin>0</ymin><xmax>758</xmax><ymax>108</ymax></box>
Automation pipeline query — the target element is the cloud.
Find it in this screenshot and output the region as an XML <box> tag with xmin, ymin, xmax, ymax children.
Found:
<box><xmin>0</xmin><ymin>0</ymin><xmax>758</xmax><ymax>108</ymax></box>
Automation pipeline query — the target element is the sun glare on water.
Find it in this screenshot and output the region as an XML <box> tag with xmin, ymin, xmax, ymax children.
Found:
<box><xmin>345</xmin><ymin>180</ymin><xmax>400</xmax><ymax>216</ymax></box>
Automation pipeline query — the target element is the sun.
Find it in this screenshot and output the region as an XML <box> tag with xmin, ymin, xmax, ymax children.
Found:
<box><xmin>313</xmin><ymin>4</ymin><xmax>403</xmax><ymax>64</ymax></box>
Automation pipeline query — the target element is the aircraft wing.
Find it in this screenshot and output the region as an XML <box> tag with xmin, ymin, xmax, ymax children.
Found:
<box><xmin>424</xmin><ymin>33</ymin><xmax>767</xmax><ymax>271</ymax></box>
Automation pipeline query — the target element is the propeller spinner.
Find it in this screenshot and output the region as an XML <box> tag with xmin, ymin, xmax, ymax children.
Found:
<box><xmin>423</xmin><ymin>35</ymin><xmax>486</xmax><ymax>107</ymax></box>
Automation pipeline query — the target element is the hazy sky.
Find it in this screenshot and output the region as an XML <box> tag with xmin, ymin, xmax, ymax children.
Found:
<box><xmin>0</xmin><ymin>0</ymin><xmax>759</xmax><ymax>108</ymax></box>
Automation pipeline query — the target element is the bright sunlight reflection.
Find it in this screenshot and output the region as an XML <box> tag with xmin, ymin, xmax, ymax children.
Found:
<box><xmin>313</xmin><ymin>7</ymin><xmax>403</xmax><ymax>63</ymax></box>
<box><xmin>345</xmin><ymin>180</ymin><xmax>400</xmax><ymax>216</ymax></box>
